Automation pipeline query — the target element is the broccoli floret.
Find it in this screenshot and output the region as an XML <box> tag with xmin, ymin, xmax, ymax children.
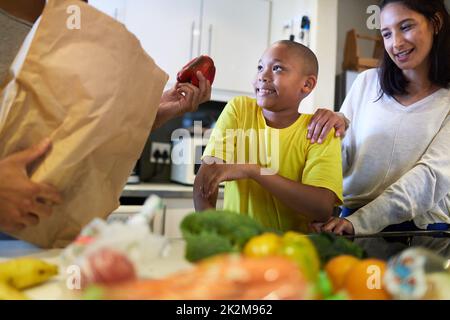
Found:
<box><xmin>183</xmin><ymin>232</ymin><xmax>235</xmax><ymax>262</ymax></box>
<box><xmin>181</xmin><ymin>210</ymin><xmax>267</xmax><ymax>262</ymax></box>
<box><xmin>307</xmin><ymin>232</ymin><xmax>366</xmax><ymax>266</ymax></box>
<box><xmin>332</xmin><ymin>236</ymin><xmax>365</xmax><ymax>259</ymax></box>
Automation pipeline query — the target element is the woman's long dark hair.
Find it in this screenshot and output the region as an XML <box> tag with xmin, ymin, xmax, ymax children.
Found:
<box><xmin>378</xmin><ymin>0</ymin><xmax>450</xmax><ymax>98</ymax></box>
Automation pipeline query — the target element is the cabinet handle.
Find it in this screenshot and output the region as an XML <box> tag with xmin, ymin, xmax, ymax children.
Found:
<box><xmin>208</xmin><ymin>24</ymin><xmax>213</xmax><ymax>56</ymax></box>
<box><xmin>190</xmin><ymin>21</ymin><xmax>196</xmax><ymax>60</ymax></box>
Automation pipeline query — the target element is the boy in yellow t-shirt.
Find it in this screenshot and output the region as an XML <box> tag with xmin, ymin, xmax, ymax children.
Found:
<box><xmin>194</xmin><ymin>40</ymin><xmax>343</xmax><ymax>233</ymax></box>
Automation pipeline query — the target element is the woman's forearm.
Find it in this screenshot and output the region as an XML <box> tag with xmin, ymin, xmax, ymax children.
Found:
<box><xmin>249</xmin><ymin>168</ymin><xmax>336</xmax><ymax>222</ymax></box>
<box><xmin>348</xmin><ymin>116</ymin><xmax>450</xmax><ymax>234</ymax></box>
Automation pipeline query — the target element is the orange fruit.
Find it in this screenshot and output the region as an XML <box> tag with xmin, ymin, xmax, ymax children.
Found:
<box><xmin>344</xmin><ymin>259</ymin><xmax>391</xmax><ymax>300</ymax></box>
<box><xmin>325</xmin><ymin>255</ymin><xmax>360</xmax><ymax>292</ymax></box>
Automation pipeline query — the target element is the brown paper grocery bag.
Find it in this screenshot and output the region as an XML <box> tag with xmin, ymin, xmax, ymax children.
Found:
<box><xmin>0</xmin><ymin>0</ymin><xmax>168</xmax><ymax>248</ymax></box>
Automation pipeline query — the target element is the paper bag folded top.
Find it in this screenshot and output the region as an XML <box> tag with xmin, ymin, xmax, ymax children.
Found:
<box><xmin>0</xmin><ymin>0</ymin><xmax>168</xmax><ymax>248</ymax></box>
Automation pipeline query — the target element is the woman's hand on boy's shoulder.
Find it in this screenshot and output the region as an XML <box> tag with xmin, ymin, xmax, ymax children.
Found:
<box><xmin>307</xmin><ymin>109</ymin><xmax>349</xmax><ymax>144</ymax></box>
<box><xmin>310</xmin><ymin>217</ymin><xmax>355</xmax><ymax>235</ymax></box>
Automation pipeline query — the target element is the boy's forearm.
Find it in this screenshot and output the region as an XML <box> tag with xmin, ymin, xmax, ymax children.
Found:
<box><xmin>194</xmin><ymin>169</ymin><xmax>218</xmax><ymax>211</ymax></box>
<box><xmin>193</xmin><ymin>189</ymin><xmax>218</xmax><ymax>211</ymax></box>
<box><xmin>249</xmin><ymin>168</ymin><xmax>335</xmax><ymax>222</ymax></box>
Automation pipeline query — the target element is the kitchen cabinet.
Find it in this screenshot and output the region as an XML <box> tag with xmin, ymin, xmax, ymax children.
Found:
<box><xmin>90</xmin><ymin>0</ymin><xmax>271</xmax><ymax>101</ymax></box>
<box><xmin>198</xmin><ymin>0</ymin><xmax>271</xmax><ymax>96</ymax></box>
<box><xmin>109</xmin><ymin>198</ymin><xmax>224</xmax><ymax>238</ymax></box>
<box><xmin>123</xmin><ymin>0</ymin><xmax>203</xmax><ymax>87</ymax></box>
<box><xmin>84</xmin><ymin>1</ymin><xmax>341</xmax><ymax>109</ymax></box>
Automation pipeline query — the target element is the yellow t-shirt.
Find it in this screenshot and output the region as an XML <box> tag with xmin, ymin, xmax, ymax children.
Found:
<box><xmin>203</xmin><ymin>96</ymin><xmax>343</xmax><ymax>232</ymax></box>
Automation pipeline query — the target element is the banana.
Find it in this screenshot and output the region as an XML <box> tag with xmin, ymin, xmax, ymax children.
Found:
<box><xmin>0</xmin><ymin>283</ymin><xmax>28</xmax><ymax>300</ymax></box>
<box><xmin>0</xmin><ymin>258</ymin><xmax>58</xmax><ymax>290</ymax></box>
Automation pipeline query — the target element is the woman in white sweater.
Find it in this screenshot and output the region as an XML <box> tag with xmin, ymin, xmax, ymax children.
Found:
<box><xmin>308</xmin><ymin>0</ymin><xmax>450</xmax><ymax>235</ymax></box>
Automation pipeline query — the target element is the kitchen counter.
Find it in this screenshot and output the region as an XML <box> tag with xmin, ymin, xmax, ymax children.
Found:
<box><xmin>122</xmin><ymin>183</ymin><xmax>224</xmax><ymax>199</ymax></box>
<box><xmin>0</xmin><ymin>238</ymin><xmax>191</xmax><ymax>300</ymax></box>
<box><xmin>2</xmin><ymin>231</ymin><xmax>449</xmax><ymax>300</ymax></box>
<box><xmin>350</xmin><ymin>231</ymin><xmax>450</xmax><ymax>260</ymax></box>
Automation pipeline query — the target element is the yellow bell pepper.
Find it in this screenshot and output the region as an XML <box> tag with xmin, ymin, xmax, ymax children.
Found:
<box><xmin>278</xmin><ymin>232</ymin><xmax>320</xmax><ymax>282</ymax></box>
<box><xmin>243</xmin><ymin>231</ymin><xmax>320</xmax><ymax>282</ymax></box>
<box><xmin>243</xmin><ymin>233</ymin><xmax>282</xmax><ymax>257</ymax></box>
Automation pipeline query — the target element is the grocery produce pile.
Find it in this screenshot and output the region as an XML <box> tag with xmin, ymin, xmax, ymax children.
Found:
<box><xmin>2</xmin><ymin>208</ymin><xmax>449</xmax><ymax>300</ymax></box>
<box><xmin>180</xmin><ymin>210</ymin><xmax>378</xmax><ymax>300</ymax></box>
<box><xmin>177</xmin><ymin>211</ymin><xmax>450</xmax><ymax>300</ymax></box>
<box><xmin>79</xmin><ymin>210</ymin><xmax>450</xmax><ymax>300</ymax></box>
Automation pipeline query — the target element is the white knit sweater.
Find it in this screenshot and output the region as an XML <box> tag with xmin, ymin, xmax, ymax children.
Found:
<box><xmin>340</xmin><ymin>68</ymin><xmax>450</xmax><ymax>234</ymax></box>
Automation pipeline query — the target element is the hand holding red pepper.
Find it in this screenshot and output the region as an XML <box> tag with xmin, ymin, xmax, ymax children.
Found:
<box><xmin>154</xmin><ymin>71</ymin><xmax>211</xmax><ymax>130</ymax></box>
<box><xmin>177</xmin><ymin>55</ymin><xmax>216</xmax><ymax>87</ymax></box>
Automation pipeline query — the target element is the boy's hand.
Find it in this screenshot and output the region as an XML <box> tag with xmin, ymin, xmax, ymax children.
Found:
<box><xmin>201</xmin><ymin>157</ymin><xmax>259</xmax><ymax>197</ymax></box>
<box><xmin>307</xmin><ymin>109</ymin><xmax>348</xmax><ymax>144</ymax></box>
<box><xmin>310</xmin><ymin>217</ymin><xmax>354</xmax><ymax>235</ymax></box>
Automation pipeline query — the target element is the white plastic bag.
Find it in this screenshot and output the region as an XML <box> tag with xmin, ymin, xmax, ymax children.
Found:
<box><xmin>61</xmin><ymin>196</ymin><xmax>169</xmax><ymax>287</ymax></box>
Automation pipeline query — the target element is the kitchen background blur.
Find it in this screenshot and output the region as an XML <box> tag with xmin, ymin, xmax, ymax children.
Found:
<box><xmin>89</xmin><ymin>0</ymin><xmax>450</xmax><ymax>237</ymax></box>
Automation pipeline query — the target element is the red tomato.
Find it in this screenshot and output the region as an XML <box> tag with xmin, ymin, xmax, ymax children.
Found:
<box><xmin>82</xmin><ymin>248</ymin><xmax>137</xmax><ymax>287</ymax></box>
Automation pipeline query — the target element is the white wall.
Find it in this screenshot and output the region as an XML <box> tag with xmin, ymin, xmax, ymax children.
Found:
<box><xmin>446</xmin><ymin>0</ymin><xmax>450</xmax><ymax>9</ymax></box>
<box><xmin>270</xmin><ymin>0</ymin><xmax>315</xmax><ymax>43</ymax></box>
<box><xmin>270</xmin><ymin>0</ymin><xmax>338</xmax><ymax>112</ymax></box>
<box><xmin>312</xmin><ymin>0</ymin><xmax>338</xmax><ymax>111</ymax></box>
<box><xmin>336</xmin><ymin>0</ymin><xmax>379</xmax><ymax>75</ymax></box>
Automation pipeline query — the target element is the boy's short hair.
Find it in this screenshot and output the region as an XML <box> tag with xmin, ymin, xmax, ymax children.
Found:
<box><xmin>275</xmin><ymin>40</ymin><xmax>319</xmax><ymax>77</ymax></box>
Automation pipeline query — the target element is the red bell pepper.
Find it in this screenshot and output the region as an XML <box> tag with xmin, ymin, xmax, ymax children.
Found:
<box><xmin>177</xmin><ymin>55</ymin><xmax>216</xmax><ymax>87</ymax></box>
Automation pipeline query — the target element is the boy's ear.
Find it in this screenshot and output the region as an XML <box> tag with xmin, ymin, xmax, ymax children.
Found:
<box><xmin>301</xmin><ymin>75</ymin><xmax>317</xmax><ymax>95</ymax></box>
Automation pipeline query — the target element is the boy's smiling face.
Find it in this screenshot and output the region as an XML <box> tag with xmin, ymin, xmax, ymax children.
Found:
<box><xmin>253</xmin><ymin>43</ymin><xmax>312</xmax><ymax>111</ymax></box>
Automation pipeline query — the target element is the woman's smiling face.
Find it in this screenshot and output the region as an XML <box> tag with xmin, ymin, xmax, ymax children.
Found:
<box><xmin>380</xmin><ymin>2</ymin><xmax>436</xmax><ymax>72</ymax></box>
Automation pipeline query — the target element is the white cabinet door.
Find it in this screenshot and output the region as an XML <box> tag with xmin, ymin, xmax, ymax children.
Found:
<box><xmin>89</xmin><ymin>0</ymin><xmax>127</xmax><ymax>22</ymax></box>
<box><xmin>201</xmin><ymin>0</ymin><xmax>270</xmax><ymax>94</ymax></box>
<box><xmin>92</xmin><ymin>0</ymin><xmax>270</xmax><ymax>100</ymax></box>
<box><xmin>124</xmin><ymin>0</ymin><xmax>202</xmax><ymax>85</ymax></box>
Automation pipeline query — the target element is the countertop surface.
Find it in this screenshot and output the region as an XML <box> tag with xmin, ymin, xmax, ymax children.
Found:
<box><xmin>122</xmin><ymin>183</ymin><xmax>224</xmax><ymax>199</ymax></box>
<box><xmin>0</xmin><ymin>238</ymin><xmax>191</xmax><ymax>300</ymax></box>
